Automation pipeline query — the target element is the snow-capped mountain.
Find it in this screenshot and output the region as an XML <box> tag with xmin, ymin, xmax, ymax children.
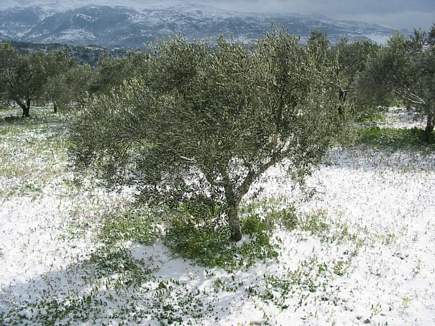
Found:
<box><xmin>0</xmin><ymin>2</ymin><xmax>396</xmax><ymax>48</ymax></box>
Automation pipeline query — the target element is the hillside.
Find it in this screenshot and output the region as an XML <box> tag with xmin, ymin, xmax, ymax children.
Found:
<box><xmin>0</xmin><ymin>2</ymin><xmax>396</xmax><ymax>48</ymax></box>
<box><xmin>4</xmin><ymin>41</ymin><xmax>129</xmax><ymax>66</ymax></box>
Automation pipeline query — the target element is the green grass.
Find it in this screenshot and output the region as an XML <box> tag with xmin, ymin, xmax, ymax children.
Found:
<box><xmin>299</xmin><ymin>210</ymin><xmax>330</xmax><ymax>235</ymax></box>
<box><xmin>357</xmin><ymin>112</ymin><xmax>387</xmax><ymax>124</ymax></box>
<box><xmin>258</xmin><ymin>253</ymin><xmax>355</xmax><ymax>311</ymax></box>
<box><xmin>0</xmin><ymin>107</ymin><xmax>70</xmax><ymax>198</ymax></box>
<box><xmin>242</xmin><ymin>200</ymin><xmax>330</xmax><ymax>234</ymax></box>
<box><xmin>99</xmin><ymin>208</ymin><xmax>157</xmax><ymax>246</ymax></box>
<box><xmin>355</xmin><ymin>127</ymin><xmax>435</xmax><ymax>150</ymax></box>
<box><xmin>88</xmin><ymin>247</ymin><xmax>149</xmax><ymax>285</ymax></box>
<box><xmin>1</xmin><ymin>208</ymin><xmax>164</xmax><ymax>325</ymax></box>
<box><xmin>265</xmin><ymin>206</ymin><xmax>299</xmax><ymax>231</ymax></box>
<box><xmin>1</xmin><ymin>295</ymin><xmax>103</xmax><ymax>326</ymax></box>
<box><xmin>260</xmin><ymin>256</ymin><xmax>334</xmax><ymax>307</ymax></box>
<box><xmin>165</xmin><ymin>213</ymin><xmax>278</xmax><ymax>271</ymax></box>
<box><xmin>163</xmin><ymin>206</ymin><xmax>340</xmax><ymax>271</ymax></box>
<box><xmin>87</xmin><ymin>207</ymin><xmax>159</xmax><ymax>284</ymax></box>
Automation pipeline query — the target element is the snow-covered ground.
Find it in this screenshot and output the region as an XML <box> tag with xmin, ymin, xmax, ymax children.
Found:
<box><xmin>0</xmin><ymin>107</ymin><xmax>434</xmax><ymax>325</ymax></box>
<box><xmin>377</xmin><ymin>106</ymin><xmax>426</xmax><ymax>129</ymax></box>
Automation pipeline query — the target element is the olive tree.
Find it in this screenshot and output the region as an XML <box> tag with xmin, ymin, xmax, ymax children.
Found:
<box><xmin>358</xmin><ymin>26</ymin><xmax>435</xmax><ymax>139</ymax></box>
<box><xmin>45</xmin><ymin>64</ymin><xmax>94</xmax><ymax>112</ymax></box>
<box><xmin>334</xmin><ymin>38</ymin><xmax>379</xmax><ymax>101</ymax></box>
<box><xmin>0</xmin><ymin>44</ymin><xmax>16</xmax><ymax>102</ymax></box>
<box><xmin>71</xmin><ymin>34</ymin><xmax>348</xmax><ymax>241</ymax></box>
<box><xmin>89</xmin><ymin>53</ymin><xmax>148</xmax><ymax>95</ymax></box>
<box><xmin>306</xmin><ymin>32</ymin><xmax>380</xmax><ymax>114</ymax></box>
<box><xmin>0</xmin><ymin>45</ymin><xmax>49</xmax><ymax>117</ymax></box>
<box><xmin>43</xmin><ymin>51</ymin><xmax>76</xmax><ymax>113</ymax></box>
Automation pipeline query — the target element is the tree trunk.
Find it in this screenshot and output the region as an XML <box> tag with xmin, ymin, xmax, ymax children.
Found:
<box><xmin>220</xmin><ymin>168</ymin><xmax>243</xmax><ymax>242</ymax></box>
<box><xmin>424</xmin><ymin>113</ymin><xmax>434</xmax><ymax>142</ymax></box>
<box><xmin>22</xmin><ymin>105</ymin><xmax>30</xmax><ymax>118</ymax></box>
<box><xmin>53</xmin><ymin>102</ymin><xmax>58</xmax><ymax>114</ymax></box>
<box><xmin>227</xmin><ymin>201</ymin><xmax>242</xmax><ymax>242</ymax></box>
<box><xmin>15</xmin><ymin>98</ymin><xmax>31</xmax><ymax>117</ymax></box>
<box><xmin>338</xmin><ymin>88</ymin><xmax>347</xmax><ymax>116</ymax></box>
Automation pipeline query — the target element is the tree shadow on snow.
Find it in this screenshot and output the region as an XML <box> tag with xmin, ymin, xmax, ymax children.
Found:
<box><xmin>0</xmin><ymin>241</ymin><xmax>261</xmax><ymax>324</ymax></box>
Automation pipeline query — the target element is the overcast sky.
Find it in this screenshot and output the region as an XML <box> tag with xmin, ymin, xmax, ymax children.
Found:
<box><xmin>5</xmin><ymin>0</ymin><xmax>435</xmax><ymax>30</ymax></box>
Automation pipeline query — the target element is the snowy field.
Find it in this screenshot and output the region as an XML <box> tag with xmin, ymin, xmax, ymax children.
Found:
<box><xmin>1</xmin><ymin>107</ymin><xmax>435</xmax><ymax>325</ymax></box>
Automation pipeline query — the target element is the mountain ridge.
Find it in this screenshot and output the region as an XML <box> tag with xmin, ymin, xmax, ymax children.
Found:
<box><xmin>0</xmin><ymin>3</ymin><xmax>397</xmax><ymax>48</ymax></box>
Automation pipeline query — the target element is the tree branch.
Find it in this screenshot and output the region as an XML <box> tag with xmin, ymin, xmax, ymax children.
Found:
<box><xmin>394</xmin><ymin>89</ymin><xmax>426</xmax><ymax>105</ymax></box>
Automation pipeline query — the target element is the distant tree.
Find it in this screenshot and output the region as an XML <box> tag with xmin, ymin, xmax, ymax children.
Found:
<box><xmin>89</xmin><ymin>53</ymin><xmax>147</xmax><ymax>94</ymax></box>
<box><xmin>70</xmin><ymin>34</ymin><xmax>349</xmax><ymax>242</ymax></box>
<box><xmin>430</xmin><ymin>24</ymin><xmax>435</xmax><ymax>45</ymax></box>
<box><xmin>45</xmin><ymin>63</ymin><xmax>94</xmax><ymax>112</ymax></box>
<box><xmin>306</xmin><ymin>32</ymin><xmax>380</xmax><ymax>115</ymax></box>
<box><xmin>0</xmin><ymin>44</ymin><xmax>16</xmax><ymax>104</ymax></box>
<box><xmin>358</xmin><ymin>25</ymin><xmax>435</xmax><ymax>140</ymax></box>
<box><xmin>0</xmin><ymin>44</ymin><xmax>47</xmax><ymax>117</ymax></box>
<box><xmin>43</xmin><ymin>51</ymin><xmax>76</xmax><ymax>113</ymax></box>
<box><xmin>307</xmin><ymin>30</ymin><xmax>331</xmax><ymax>59</ymax></box>
<box><xmin>334</xmin><ymin>38</ymin><xmax>379</xmax><ymax>106</ymax></box>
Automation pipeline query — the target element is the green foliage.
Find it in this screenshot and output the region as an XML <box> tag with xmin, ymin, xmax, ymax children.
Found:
<box><xmin>0</xmin><ymin>44</ymin><xmax>76</xmax><ymax>116</ymax></box>
<box><xmin>45</xmin><ymin>64</ymin><xmax>94</xmax><ymax>112</ymax></box>
<box><xmin>90</xmin><ymin>53</ymin><xmax>148</xmax><ymax>94</ymax></box>
<box><xmin>165</xmin><ymin>213</ymin><xmax>278</xmax><ymax>271</ymax></box>
<box><xmin>356</xmin><ymin>28</ymin><xmax>435</xmax><ymax>136</ymax></box>
<box><xmin>2</xmin><ymin>295</ymin><xmax>100</xmax><ymax>326</ymax></box>
<box><xmin>261</xmin><ymin>257</ymin><xmax>333</xmax><ymax>307</ymax></box>
<box><xmin>300</xmin><ymin>210</ymin><xmax>330</xmax><ymax>235</ymax></box>
<box><xmin>356</xmin><ymin>127</ymin><xmax>435</xmax><ymax>150</ymax></box>
<box><xmin>70</xmin><ymin>33</ymin><xmax>349</xmax><ymax>242</ymax></box>
<box><xmin>356</xmin><ymin>34</ymin><xmax>411</xmax><ymax>107</ymax></box>
<box><xmin>266</xmin><ymin>206</ymin><xmax>299</xmax><ymax>231</ymax></box>
<box><xmin>88</xmin><ymin>209</ymin><xmax>157</xmax><ymax>288</ymax></box>
<box><xmin>242</xmin><ymin>214</ymin><xmax>270</xmax><ymax>235</ymax></box>
<box><xmin>99</xmin><ymin>209</ymin><xmax>157</xmax><ymax>246</ymax></box>
<box><xmin>333</xmin><ymin>260</ymin><xmax>351</xmax><ymax>276</ymax></box>
<box><xmin>333</xmin><ymin>38</ymin><xmax>380</xmax><ymax>118</ymax></box>
<box><xmin>88</xmin><ymin>247</ymin><xmax>148</xmax><ymax>285</ymax></box>
<box><xmin>335</xmin><ymin>38</ymin><xmax>379</xmax><ymax>90</ymax></box>
<box><xmin>250</xmin><ymin>203</ymin><xmax>329</xmax><ymax>236</ymax></box>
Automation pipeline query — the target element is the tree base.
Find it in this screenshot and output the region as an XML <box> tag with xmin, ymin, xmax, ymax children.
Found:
<box><xmin>424</xmin><ymin>114</ymin><xmax>434</xmax><ymax>142</ymax></box>
<box><xmin>230</xmin><ymin>229</ymin><xmax>242</xmax><ymax>242</ymax></box>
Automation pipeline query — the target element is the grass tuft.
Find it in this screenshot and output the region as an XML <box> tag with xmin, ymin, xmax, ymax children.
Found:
<box><xmin>165</xmin><ymin>213</ymin><xmax>278</xmax><ymax>271</ymax></box>
<box><xmin>99</xmin><ymin>208</ymin><xmax>157</xmax><ymax>246</ymax></box>
<box><xmin>355</xmin><ymin>127</ymin><xmax>435</xmax><ymax>150</ymax></box>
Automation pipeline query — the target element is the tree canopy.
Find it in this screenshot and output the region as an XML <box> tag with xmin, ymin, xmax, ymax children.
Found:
<box><xmin>70</xmin><ymin>33</ymin><xmax>349</xmax><ymax>241</ymax></box>
<box><xmin>0</xmin><ymin>45</ymin><xmax>74</xmax><ymax>116</ymax></box>
<box><xmin>357</xmin><ymin>25</ymin><xmax>435</xmax><ymax>139</ymax></box>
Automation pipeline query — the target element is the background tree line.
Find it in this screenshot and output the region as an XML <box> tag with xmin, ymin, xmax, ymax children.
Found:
<box><xmin>1</xmin><ymin>25</ymin><xmax>433</xmax><ymax>124</ymax></box>
<box><xmin>0</xmin><ymin>44</ymin><xmax>143</xmax><ymax>117</ymax></box>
